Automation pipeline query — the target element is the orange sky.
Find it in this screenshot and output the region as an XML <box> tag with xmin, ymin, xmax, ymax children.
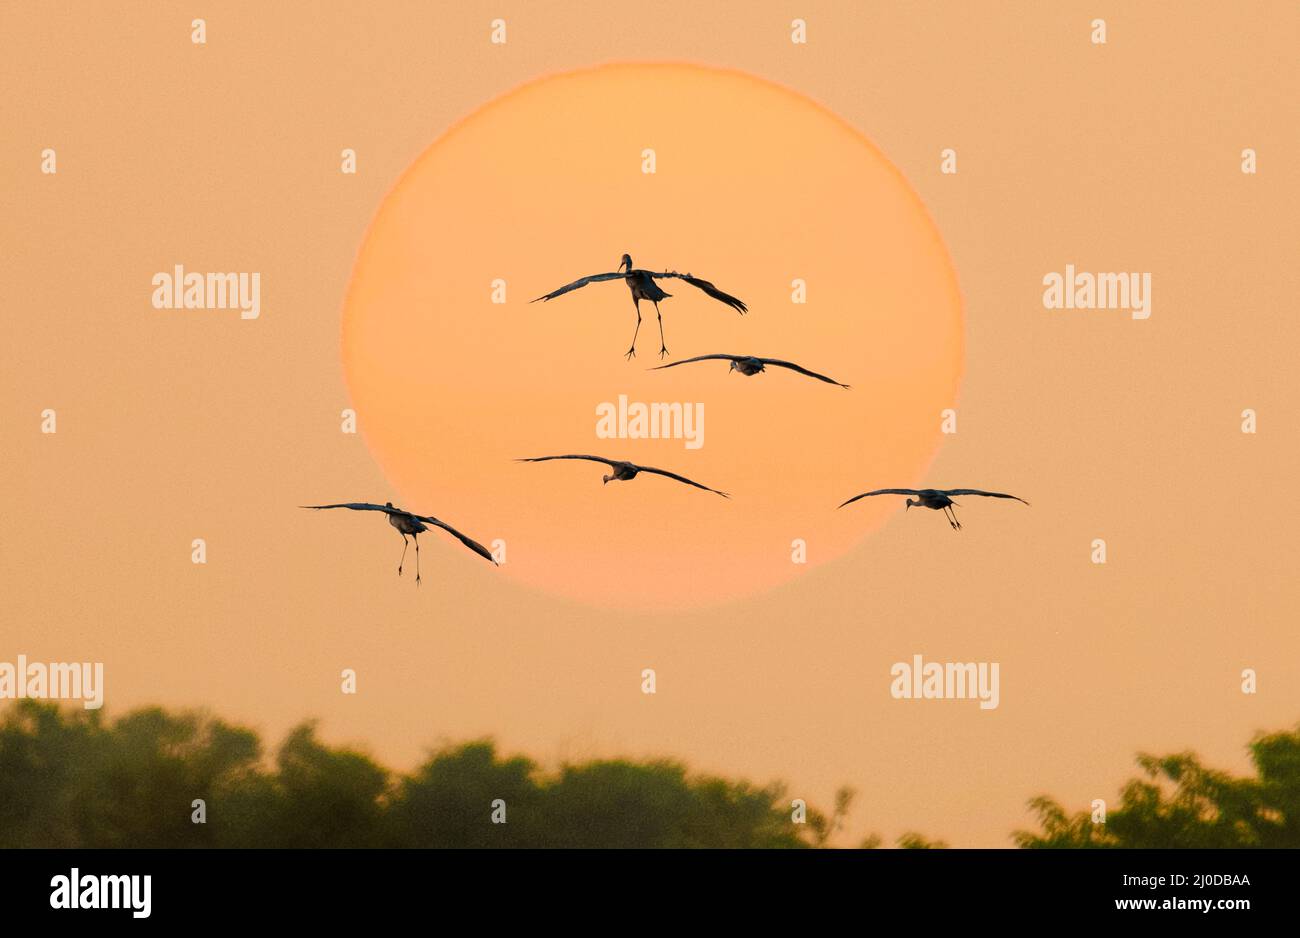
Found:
<box><xmin>3</xmin><ymin>1</ymin><xmax>1298</xmax><ymax>847</ymax></box>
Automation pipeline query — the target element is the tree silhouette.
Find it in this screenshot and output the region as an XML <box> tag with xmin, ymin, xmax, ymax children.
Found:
<box><xmin>897</xmin><ymin>831</ymin><xmax>949</xmax><ymax>849</ymax></box>
<box><xmin>1016</xmin><ymin>723</ymin><xmax>1300</xmax><ymax>848</ymax></box>
<box><xmin>386</xmin><ymin>741</ymin><xmax>540</xmax><ymax>848</ymax></box>
<box><xmin>6</xmin><ymin>700</ymin><xmax>1294</xmax><ymax>848</ymax></box>
<box><xmin>0</xmin><ymin>702</ymin><xmax>820</xmax><ymax>848</ymax></box>
<box><xmin>0</xmin><ymin>703</ymin><xmax>259</xmax><ymax>848</ymax></box>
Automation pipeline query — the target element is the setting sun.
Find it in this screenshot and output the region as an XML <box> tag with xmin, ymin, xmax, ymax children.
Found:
<box><xmin>342</xmin><ymin>62</ymin><xmax>963</xmax><ymax>609</ymax></box>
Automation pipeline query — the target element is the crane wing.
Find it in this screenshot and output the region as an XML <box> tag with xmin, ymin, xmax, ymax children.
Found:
<box><xmin>301</xmin><ymin>502</ymin><xmax>400</xmax><ymax>516</ymax></box>
<box><xmin>943</xmin><ymin>489</ymin><xmax>1030</xmax><ymax>505</ymax></box>
<box><xmin>530</xmin><ymin>272</ymin><xmax>623</xmax><ymax>303</ymax></box>
<box><xmin>837</xmin><ymin>489</ymin><xmax>923</xmax><ymax>509</ymax></box>
<box><xmin>516</xmin><ymin>455</ymin><xmax>616</xmax><ymax>466</ymax></box>
<box><xmin>414</xmin><ymin>515</ymin><xmax>498</xmax><ymax>564</ymax></box>
<box><xmin>651</xmin><ymin>271</ymin><xmax>747</xmax><ymax>314</ymax></box>
<box><xmin>650</xmin><ymin>354</ymin><xmax>741</xmax><ymax>371</ymax></box>
<box><xmin>759</xmin><ymin>358</ymin><xmax>850</xmax><ymax>388</ymax></box>
<box><xmin>635</xmin><ymin>465</ymin><xmax>730</xmax><ymax>498</ymax></box>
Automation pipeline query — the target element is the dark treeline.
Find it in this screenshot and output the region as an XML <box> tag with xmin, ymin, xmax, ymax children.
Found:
<box><xmin>1</xmin><ymin>701</ymin><xmax>1295</xmax><ymax>848</ymax></box>
<box><xmin>1016</xmin><ymin>721</ymin><xmax>1300</xmax><ymax>848</ymax></box>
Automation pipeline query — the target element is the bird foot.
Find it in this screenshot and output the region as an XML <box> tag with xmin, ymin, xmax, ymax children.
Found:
<box><xmin>397</xmin><ymin>566</ymin><xmax>403</xmax><ymax>576</ymax></box>
<box><xmin>415</xmin><ymin>575</ymin><xmax>422</xmax><ymax>587</ymax></box>
<box><xmin>658</xmin><ymin>346</ymin><xmax>670</xmax><ymax>359</ymax></box>
<box><xmin>625</xmin><ymin>348</ymin><xmax>637</xmax><ymax>360</ymax></box>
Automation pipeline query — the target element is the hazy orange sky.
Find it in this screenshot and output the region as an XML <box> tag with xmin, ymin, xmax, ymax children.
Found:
<box><xmin>3</xmin><ymin>1</ymin><xmax>1298</xmax><ymax>847</ymax></box>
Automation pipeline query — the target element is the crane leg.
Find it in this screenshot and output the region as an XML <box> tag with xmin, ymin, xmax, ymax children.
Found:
<box><xmin>414</xmin><ymin>535</ymin><xmax>422</xmax><ymax>586</ymax></box>
<box><xmin>944</xmin><ymin>507</ymin><xmax>961</xmax><ymax>530</ymax></box>
<box><xmin>654</xmin><ymin>301</ymin><xmax>668</xmax><ymax>358</ymax></box>
<box><xmin>398</xmin><ymin>534</ymin><xmax>409</xmax><ymax>575</ymax></box>
<box><xmin>625</xmin><ymin>298</ymin><xmax>642</xmax><ymax>359</ymax></box>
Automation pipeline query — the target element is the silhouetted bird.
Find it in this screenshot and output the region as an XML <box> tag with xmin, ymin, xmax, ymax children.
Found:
<box><xmin>301</xmin><ymin>502</ymin><xmax>496</xmax><ymax>585</ymax></box>
<box><xmin>517</xmin><ymin>455</ymin><xmax>729</xmax><ymax>498</ymax></box>
<box><xmin>653</xmin><ymin>354</ymin><xmax>848</xmax><ymax>388</ymax></box>
<box><xmin>837</xmin><ymin>488</ymin><xmax>1029</xmax><ymax>530</ymax></box>
<box><xmin>531</xmin><ymin>253</ymin><xmax>747</xmax><ymax>359</ymax></box>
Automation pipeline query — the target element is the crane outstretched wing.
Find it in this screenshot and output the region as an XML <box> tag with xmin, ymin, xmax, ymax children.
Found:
<box><xmin>651</xmin><ymin>271</ymin><xmax>747</xmax><ymax>314</ymax></box>
<box><xmin>414</xmin><ymin>515</ymin><xmax>498</xmax><ymax>564</ymax></box>
<box><xmin>301</xmin><ymin>502</ymin><xmax>400</xmax><ymax>515</ymax></box>
<box><xmin>837</xmin><ymin>489</ymin><xmax>923</xmax><ymax>509</ymax></box>
<box><xmin>650</xmin><ymin>354</ymin><xmax>743</xmax><ymax>371</ymax></box>
<box><xmin>759</xmin><ymin>358</ymin><xmax>850</xmax><ymax>388</ymax></box>
<box><xmin>635</xmin><ymin>465</ymin><xmax>730</xmax><ymax>498</ymax></box>
<box><xmin>531</xmin><ymin>272</ymin><xmax>623</xmax><ymax>303</ymax></box>
<box><xmin>516</xmin><ymin>455</ymin><xmax>617</xmax><ymax>467</ymax></box>
<box><xmin>943</xmin><ymin>489</ymin><xmax>1030</xmax><ymax>505</ymax></box>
